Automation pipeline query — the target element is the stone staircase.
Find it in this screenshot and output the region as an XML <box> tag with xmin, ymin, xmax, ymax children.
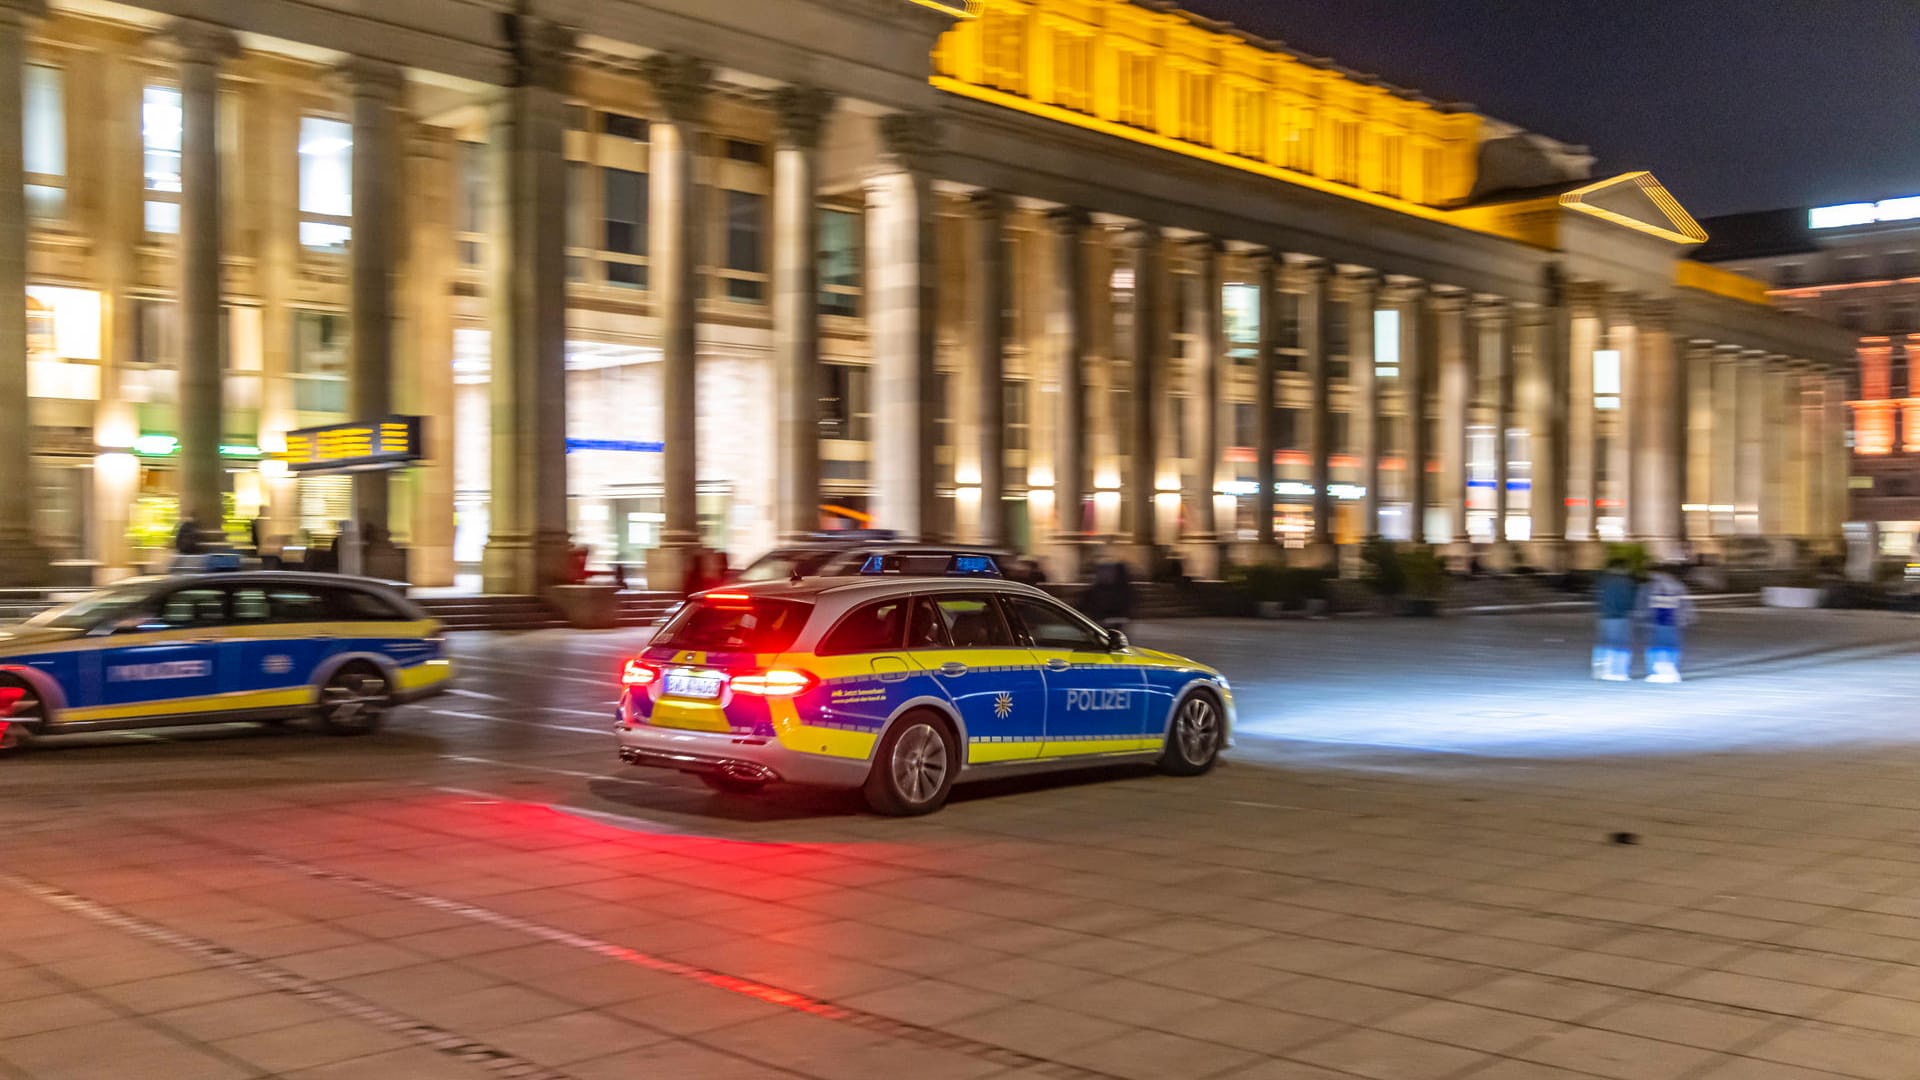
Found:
<box><xmin>617</xmin><ymin>592</ymin><xmax>681</xmax><ymax>628</ymax></box>
<box><xmin>417</xmin><ymin>595</ymin><xmax>569</xmax><ymax>633</ymax></box>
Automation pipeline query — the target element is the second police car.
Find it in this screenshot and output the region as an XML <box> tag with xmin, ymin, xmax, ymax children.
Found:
<box><xmin>0</xmin><ymin>572</ymin><xmax>453</xmax><ymax>753</ymax></box>
<box><xmin>617</xmin><ymin>575</ymin><xmax>1232</xmax><ymax>814</ymax></box>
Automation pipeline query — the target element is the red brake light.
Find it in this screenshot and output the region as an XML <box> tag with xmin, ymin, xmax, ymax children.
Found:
<box><xmin>621</xmin><ymin>659</ymin><xmax>661</xmax><ymax>688</ymax></box>
<box><xmin>0</xmin><ymin>687</ymin><xmax>19</xmax><ymax>718</ymax></box>
<box><xmin>705</xmin><ymin>592</ymin><xmax>751</xmax><ymax>602</ymax></box>
<box><xmin>729</xmin><ymin>669</ymin><xmax>817</xmax><ymax>697</ymax></box>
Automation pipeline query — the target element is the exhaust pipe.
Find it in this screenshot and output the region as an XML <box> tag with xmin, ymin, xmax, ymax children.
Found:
<box><xmin>719</xmin><ymin>761</ymin><xmax>777</xmax><ymax>784</ymax></box>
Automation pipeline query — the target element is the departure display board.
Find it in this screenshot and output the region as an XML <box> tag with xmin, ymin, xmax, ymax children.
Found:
<box><xmin>282</xmin><ymin>416</ymin><xmax>425</xmax><ymax>473</ymax></box>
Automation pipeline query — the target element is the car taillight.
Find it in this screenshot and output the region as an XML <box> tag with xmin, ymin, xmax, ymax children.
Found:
<box><xmin>729</xmin><ymin>669</ymin><xmax>816</xmax><ymax>697</ymax></box>
<box><xmin>621</xmin><ymin>659</ymin><xmax>661</xmax><ymax>688</ymax></box>
<box><xmin>0</xmin><ymin>687</ymin><xmax>19</xmax><ymax>718</ymax></box>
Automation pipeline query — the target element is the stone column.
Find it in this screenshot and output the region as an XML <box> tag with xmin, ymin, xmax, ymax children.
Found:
<box><xmin>1302</xmin><ymin>262</ymin><xmax>1335</xmax><ymax>554</ymax></box>
<box><xmin>481</xmin><ymin>16</ymin><xmax>572</xmax><ymax>595</ymax></box>
<box><xmin>1605</xmin><ymin>302</ymin><xmax>1636</xmax><ymax>541</ymax></box>
<box><xmin>968</xmin><ymin>191</ymin><xmax>1008</xmax><ymax>547</ymax></box>
<box><xmin>1344</xmin><ymin>272</ymin><xmax>1380</xmax><ymax>537</ymax></box>
<box><xmin>1484</xmin><ymin>302</ymin><xmax>1514</xmax><ymax>546</ymax></box>
<box><xmin>1048</xmin><ymin>207</ymin><xmax>1090</xmax><ymax>574</ymax></box>
<box><xmin>1252</xmin><ymin>250</ymin><xmax>1278</xmax><ymax>549</ymax></box>
<box><xmin>1735</xmin><ymin>351</ymin><xmax>1766</xmax><ymax>537</ymax></box>
<box><xmin>1565</xmin><ymin>289</ymin><xmax>1598</xmax><ymax>542</ymax></box>
<box><xmin>1826</xmin><ymin>371</ymin><xmax>1850</xmax><ymax>536</ymax></box>
<box><xmin>1399</xmin><ymin>286</ymin><xmax>1433</xmax><ymax>543</ymax></box>
<box><xmin>1682</xmin><ymin>342</ymin><xmax>1714</xmax><ymax>544</ymax></box>
<box><xmin>0</xmin><ymin>0</ymin><xmax>47</xmax><ymax>582</ymax></box>
<box><xmin>164</xmin><ymin>19</ymin><xmax>239</xmax><ymax>549</ymax></box>
<box><xmin>1182</xmin><ymin>237</ymin><xmax>1223</xmax><ymax>576</ymax></box>
<box><xmin>866</xmin><ymin>113</ymin><xmax>941</xmax><ymax>540</ymax></box>
<box><xmin>1759</xmin><ymin>358</ymin><xmax>1792</xmax><ymax>547</ymax></box>
<box><xmin>642</xmin><ymin>53</ymin><xmax>711</xmax><ymax>582</ymax></box>
<box><xmin>1436</xmin><ymin>292</ymin><xmax>1470</xmax><ymax>546</ymax></box>
<box><xmin>343</xmin><ymin>57</ymin><xmax>404</xmax><ymax>534</ymax></box>
<box><xmin>1799</xmin><ymin>370</ymin><xmax>1826</xmax><ymax>543</ymax></box>
<box><xmin>1720</xmin><ymin>343</ymin><xmax>1751</xmax><ymax>538</ymax></box>
<box><xmin>1527</xmin><ymin>267</ymin><xmax>1572</xmax><ymax>561</ymax></box>
<box><xmin>1631</xmin><ymin>300</ymin><xmax>1681</xmax><ymax>547</ymax></box>
<box><xmin>396</xmin><ymin>125</ymin><xmax>457</xmax><ymax>587</ymax></box>
<box><xmin>771</xmin><ymin>85</ymin><xmax>833</xmax><ymax>542</ymax></box>
<box><xmin>91</xmin><ymin>38</ymin><xmax>145</xmax><ymax>581</ymax></box>
<box><xmin>1120</xmin><ymin>223</ymin><xmax>1164</xmax><ymax>555</ymax></box>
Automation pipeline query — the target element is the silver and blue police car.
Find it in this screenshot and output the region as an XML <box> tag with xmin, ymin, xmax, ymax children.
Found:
<box><xmin>616</xmin><ymin>575</ymin><xmax>1232</xmax><ymax>815</ymax></box>
<box><xmin>0</xmin><ymin>572</ymin><xmax>452</xmax><ymax>753</ymax></box>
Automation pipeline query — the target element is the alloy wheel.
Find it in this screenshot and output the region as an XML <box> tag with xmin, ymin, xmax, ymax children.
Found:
<box><xmin>890</xmin><ymin>722</ymin><xmax>949</xmax><ymax>806</ymax></box>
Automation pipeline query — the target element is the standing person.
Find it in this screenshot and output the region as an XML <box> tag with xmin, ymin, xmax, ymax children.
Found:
<box><xmin>174</xmin><ymin>515</ymin><xmax>201</xmax><ymax>556</ymax></box>
<box><xmin>1593</xmin><ymin>556</ymin><xmax>1637</xmax><ymax>681</ymax></box>
<box><xmin>1082</xmin><ymin>556</ymin><xmax>1135</xmax><ymax>632</ymax></box>
<box><xmin>1640</xmin><ymin>563</ymin><xmax>1695</xmax><ymax>684</ymax></box>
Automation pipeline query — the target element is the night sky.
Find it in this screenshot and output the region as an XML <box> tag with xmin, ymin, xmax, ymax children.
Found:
<box><xmin>1178</xmin><ymin>0</ymin><xmax>1920</xmax><ymax>218</ymax></box>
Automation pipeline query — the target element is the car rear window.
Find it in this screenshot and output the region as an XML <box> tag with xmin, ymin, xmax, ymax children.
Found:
<box><xmin>652</xmin><ymin>597</ymin><xmax>812</xmax><ymax>654</ymax></box>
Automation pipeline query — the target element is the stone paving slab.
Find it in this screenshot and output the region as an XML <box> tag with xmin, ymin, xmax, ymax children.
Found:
<box><xmin>2</xmin><ymin>609</ymin><xmax>1920</xmax><ymax>1077</ymax></box>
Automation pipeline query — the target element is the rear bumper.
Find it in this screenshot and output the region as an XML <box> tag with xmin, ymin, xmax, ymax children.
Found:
<box><xmin>615</xmin><ymin>721</ymin><xmax>871</xmax><ymax>788</ymax></box>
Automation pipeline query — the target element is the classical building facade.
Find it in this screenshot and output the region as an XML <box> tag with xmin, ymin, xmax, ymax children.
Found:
<box><xmin>0</xmin><ymin>0</ymin><xmax>1855</xmax><ymax>590</ymax></box>
<box><xmin>1696</xmin><ymin>197</ymin><xmax>1920</xmax><ymax>558</ymax></box>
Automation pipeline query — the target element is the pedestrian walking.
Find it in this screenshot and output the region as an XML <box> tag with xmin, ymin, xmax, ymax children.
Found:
<box><xmin>1593</xmin><ymin>556</ymin><xmax>1636</xmax><ymax>681</ymax></box>
<box><xmin>1639</xmin><ymin>563</ymin><xmax>1695</xmax><ymax>684</ymax></box>
<box><xmin>1081</xmin><ymin>555</ymin><xmax>1135</xmax><ymax>633</ymax></box>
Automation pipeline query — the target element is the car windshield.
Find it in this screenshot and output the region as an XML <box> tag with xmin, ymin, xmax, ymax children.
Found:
<box><xmin>652</xmin><ymin>596</ymin><xmax>813</xmax><ymax>653</ymax></box>
<box><xmin>736</xmin><ymin>549</ymin><xmax>842</xmax><ymax>583</ymax></box>
<box><xmin>21</xmin><ymin>581</ymin><xmax>164</xmax><ymax>631</ymax></box>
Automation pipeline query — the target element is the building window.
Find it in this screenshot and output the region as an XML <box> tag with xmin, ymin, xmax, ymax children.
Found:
<box><xmin>24</xmin><ymin>64</ymin><xmax>63</xmax><ymax>220</ymax></box>
<box><xmin>601</xmin><ymin>167</ymin><xmax>648</xmax><ymax>289</ymax></box>
<box><xmin>297</xmin><ymin>116</ymin><xmax>353</xmax><ymax>252</ymax></box>
<box><xmin>142</xmin><ymin>85</ymin><xmax>183</xmax><ymax>235</ymax></box>
<box><xmin>819</xmin><ymin>208</ymin><xmax>861</xmax><ymax>317</ymax></box>
<box><xmin>1051</xmin><ymin>30</ymin><xmax>1093</xmax><ymax>113</ymax></box>
<box><xmin>723</xmin><ymin>138</ymin><xmax>764</xmax><ymax>165</ymax></box>
<box><xmin>132</xmin><ymin>299</ymin><xmax>178</xmax><ymax>366</ymax></box>
<box><xmin>1593</xmin><ymin>348</ymin><xmax>1621</xmax><ymax>410</ymax></box>
<box><xmin>291</xmin><ymin>311</ymin><xmax>348</xmax><ymax>415</ymax></box>
<box><xmin>602</xmin><ymin>112</ymin><xmax>647</xmax><ymax>141</ymax></box>
<box><xmin>820</xmin><ymin>363</ymin><xmax>869</xmax><ymax>441</ymax></box>
<box><xmin>721</xmin><ymin>190</ymin><xmax>766</xmax><ymax>303</ymax></box>
<box><xmin>455</xmin><ymin>140</ymin><xmax>485</xmax><ymax>268</ymax></box>
<box><xmin>1325</xmin><ymin>303</ymin><xmax>1349</xmax><ymax>381</ymax></box>
<box><xmin>1004</xmin><ymin>379</ymin><xmax>1029</xmax><ymax>491</ymax></box>
<box><xmin>1891</xmin><ymin>304</ymin><xmax>1916</xmax><ymax>335</ymax></box>
<box><xmin>1223</xmin><ymin>282</ymin><xmax>1260</xmax><ymax>371</ymax></box>
<box><xmin>1373</xmin><ymin>308</ymin><xmax>1400</xmax><ymax>378</ymax></box>
<box><xmin>1274</xmin><ymin>405</ymin><xmax>1299</xmax><ymax>451</ymax></box>
<box><xmin>1232</xmin><ymin>402</ymin><xmax>1255</xmax><ymax>449</ymax></box>
<box><xmin>565</xmin><ymin>161</ymin><xmax>592</xmax><ymax>283</ymax></box>
<box><xmin>1274</xmin><ymin>291</ymin><xmax>1303</xmax><ymax>373</ymax></box>
<box><xmin>1329</xmin><ymin>411</ymin><xmax>1351</xmax><ymax>455</ymax></box>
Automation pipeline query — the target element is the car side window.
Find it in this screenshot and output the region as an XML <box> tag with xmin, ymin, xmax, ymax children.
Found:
<box><xmin>229</xmin><ymin>587</ymin><xmax>272</xmax><ymax>623</ymax></box>
<box><xmin>906</xmin><ymin>597</ymin><xmax>949</xmax><ymax>649</ymax></box>
<box><xmin>147</xmin><ymin>587</ymin><xmax>227</xmax><ymax>630</ymax></box>
<box><xmin>924</xmin><ymin>595</ymin><xmax>1015</xmax><ymax>649</ymax></box>
<box><xmin>1006</xmin><ymin>597</ymin><xmax>1108</xmax><ymax>651</ymax></box>
<box><xmin>326</xmin><ymin>588</ymin><xmax>403</xmax><ymax>621</ymax></box>
<box><xmin>818</xmin><ymin>599</ymin><xmax>910</xmax><ymax>656</ymax></box>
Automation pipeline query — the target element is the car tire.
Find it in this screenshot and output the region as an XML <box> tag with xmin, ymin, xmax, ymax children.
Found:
<box><xmin>315</xmin><ymin>663</ymin><xmax>390</xmax><ymax>736</ymax></box>
<box><xmin>0</xmin><ymin>678</ymin><xmax>41</xmax><ymax>758</ymax></box>
<box><xmin>864</xmin><ymin>710</ymin><xmax>958</xmax><ymax>816</ymax></box>
<box><xmin>1159</xmin><ymin>690</ymin><xmax>1223</xmax><ymax>777</ymax></box>
<box><xmin>698</xmin><ymin>773</ymin><xmax>766</xmax><ymax>796</ymax></box>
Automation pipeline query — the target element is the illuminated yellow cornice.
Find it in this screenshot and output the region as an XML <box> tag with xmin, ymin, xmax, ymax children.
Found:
<box><xmin>904</xmin><ymin>0</ymin><xmax>981</xmax><ymax>17</ymax></box>
<box><xmin>1676</xmin><ymin>260</ymin><xmax>1771</xmax><ymax>306</ymax></box>
<box><xmin>1560</xmin><ymin>171</ymin><xmax>1708</xmax><ymax>245</ymax></box>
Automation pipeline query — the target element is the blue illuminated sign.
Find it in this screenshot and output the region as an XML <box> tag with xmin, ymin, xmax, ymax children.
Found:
<box><xmin>565</xmin><ymin>438</ymin><xmax>665</xmax><ymax>454</ymax></box>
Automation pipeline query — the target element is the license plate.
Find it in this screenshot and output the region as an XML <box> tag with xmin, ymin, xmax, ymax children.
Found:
<box><xmin>664</xmin><ymin>672</ymin><xmax>723</xmax><ymax>700</ymax></box>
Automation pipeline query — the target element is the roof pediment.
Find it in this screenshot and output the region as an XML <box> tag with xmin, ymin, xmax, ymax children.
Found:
<box><xmin>1560</xmin><ymin>172</ymin><xmax>1707</xmax><ymax>245</ymax></box>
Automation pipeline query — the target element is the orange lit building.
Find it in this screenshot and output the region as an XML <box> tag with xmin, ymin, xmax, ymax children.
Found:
<box><xmin>1697</xmin><ymin>200</ymin><xmax>1920</xmax><ymax>556</ymax></box>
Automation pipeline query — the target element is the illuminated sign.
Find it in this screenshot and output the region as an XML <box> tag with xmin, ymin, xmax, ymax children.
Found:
<box><xmin>1810</xmin><ymin>195</ymin><xmax>1920</xmax><ymax>230</ymax></box>
<box><xmin>282</xmin><ymin>415</ymin><xmax>425</xmax><ymax>473</ymax></box>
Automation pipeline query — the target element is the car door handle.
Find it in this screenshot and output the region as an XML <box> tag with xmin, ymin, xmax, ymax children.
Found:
<box><xmin>1044</xmin><ymin>658</ymin><xmax>1072</xmax><ymax>672</ymax></box>
<box><xmin>938</xmin><ymin>662</ymin><xmax>969</xmax><ymax>677</ymax></box>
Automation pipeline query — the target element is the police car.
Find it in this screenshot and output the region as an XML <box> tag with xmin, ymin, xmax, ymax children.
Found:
<box><xmin>0</xmin><ymin>572</ymin><xmax>452</xmax><ymax>753</ymax></box>
<box><xmin>616</xmin><ymin>576</ymin><xmax>1231</xmax><ymax>814</ymax></box>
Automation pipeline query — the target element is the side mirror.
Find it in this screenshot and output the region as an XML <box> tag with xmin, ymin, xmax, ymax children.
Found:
<box><xmin>1106</xmin><ymin>628</ymin><xmax>1129</xmax><ymax>651</ymax></box>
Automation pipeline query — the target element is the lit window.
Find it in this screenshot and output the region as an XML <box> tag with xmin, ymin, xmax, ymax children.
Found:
<box><xmin>1593</xmin><ymin>349</ymin><xmax>1621</xmax><ymax>410</ymax></box>
<box><xmin>297</xmin><ymin>116</ymin><xmax>353</xmax><ymax>253</ymax></box>
<box><xmin>1373</xmin><ymin>308</ymin><xmax>1400</xmax><ymax>378</ymax></box>
<box><xmin>142</xmin><ymin>85</ymin><xmax>182</xmax><ymax>235</ymax></box>
<box><xmin>818</xmin><ymin>208</ymin><xmax>861</xmax><ymax>317</ymax></box>
<box><xmin>24</xmin><ymin>64</ymin><xmax>64</xmax><ymax>220</ymax></box>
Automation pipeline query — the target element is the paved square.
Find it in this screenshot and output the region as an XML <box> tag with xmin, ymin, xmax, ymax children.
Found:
<box><xmin>4</xmin><ymin>608</ymin><xmax>1920</xmax><ymax>1078</ymax></box>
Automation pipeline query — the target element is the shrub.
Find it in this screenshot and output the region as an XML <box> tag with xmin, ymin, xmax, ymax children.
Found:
<box><xmin>1398</xmin><ymin>545</ymin><xmax>1450</xmax><ymax>601</ymax></box>
<box><xmin>1605</xmin><ymin>541</ymin><xmax>1651</xmax><ymax>580</ymax></box>
<box><xmin>1226</xmin><ymin>562</ymin><xmax>1331</xmax><ymax>610</ymax></box>
<box><xmin>1360</xmin><ymin>538</ymin><xmax>1406</xmax><ymax>598</ymax></box>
